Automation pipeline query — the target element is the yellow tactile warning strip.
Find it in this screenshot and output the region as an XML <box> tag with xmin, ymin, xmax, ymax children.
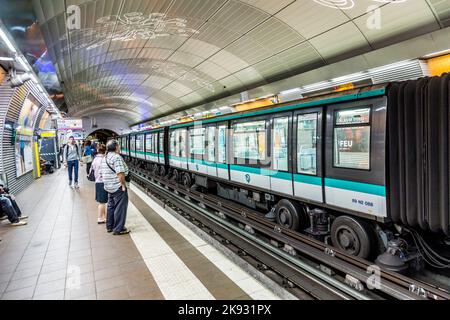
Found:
<box><xmin>129</xmin><ymin>189</ymin><xmax>252</xmax><ymax>300</ymax></box>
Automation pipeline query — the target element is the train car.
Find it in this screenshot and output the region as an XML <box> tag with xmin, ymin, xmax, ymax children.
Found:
<box><xmin>124</xmin><ymin>127</ymin><xmax>169</xmax><ymax>176</ymax></box>
<box><xmin>124</xmin><ymin>76</ymin><xmax>450</xmax><ymax>270</ymax></box>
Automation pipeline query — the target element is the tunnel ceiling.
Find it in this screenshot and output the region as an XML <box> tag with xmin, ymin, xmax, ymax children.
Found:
<box><xmin>32</xmin><ymin>0</ymin><xmax>450</xmax><ymax>124</ymax></box>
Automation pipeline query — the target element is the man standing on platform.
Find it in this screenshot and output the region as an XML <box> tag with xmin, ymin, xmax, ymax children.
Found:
<box><xmin>63</xmin><ymin>136</ymin><xmax>83</xmax><ymax>188</ymax></box>
<box><xmin>101</xmin><ymin>139</ymin><xmax>130</xmax><ymax>235</ymax></box>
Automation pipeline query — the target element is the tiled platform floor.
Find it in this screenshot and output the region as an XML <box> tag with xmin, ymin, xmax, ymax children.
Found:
<box><xmin>0</xmin><ymin>168</ymin><xmax>279</xmax><ymax>300</ymax></box>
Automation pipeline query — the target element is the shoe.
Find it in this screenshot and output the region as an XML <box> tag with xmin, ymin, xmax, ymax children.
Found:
<box><xmin>113</xmin><ymin>228</ymin><xmax>130</xmax><ymax>235</ymax></box>
<box><xmin>74</xmin><ymin>183</ymin><xmax>79</xmax><ymax>189</ymax></box>
<box><xmin>0</xmin><ymin>215</ymin><xmax>7</xmax><ymax>221</ymax></box>
<box><xmin>107</xmin><ymin>229</ymin><xmax>112</xmax><ymax>233</ymax></box>
<box><xmin>97</xmin><ymin>220</ymin><xmax>106</xmax><ymax>224</ymax></box>
<box><xmin>19</xmin><ymin>215</ymin><xmax>28</xmax><ymax>220</ymax></box>
<box><xmin>11</xmin><ymin>220</ymin><xmax>27</xmax><ymax>226</ymax></box>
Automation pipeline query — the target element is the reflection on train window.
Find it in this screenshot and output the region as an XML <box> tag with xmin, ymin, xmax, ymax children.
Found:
<box><xmin>273</xmin><ymin>117</ymin><xmax>288</xmax><ymax>171</ymax></box>
<box><xmin>207</xmin><ymin>127</ymin><xmax>215</xmax><ymax>161</ymax></box>
<box><xmin>189</xmin><ymin>128</ymin><xmax>205</xmax><ymax>156</ymax></box>
<box><xmin>130</xmin><ymin>137</ymin><xmax>135</xmax><ymax>154</ymax></box>
<box><xmin>233</xmin><ymin>120</ymin><xmax>266</xmax><ymax>161</ymax></box>
<box><xmin>169</xmin><ymin>131</ymin><xmax>176</xmax><ymax>156</ymax></box>
<box><xmin>218</xmin><ymin>125</ymin><xmax>226</xmax><ymax>163</ymax></box>
<box><xmin>334</xmin><ymin>108</ymin><xmax>371</xmax><ymax>170</ymax></box>
<box><xmin>335</xmin><ymin>108</ymin><xmax>370</xmax><ymax>125</ymax></box>
<box><xmin>136</xmin><ymin>135</ymin><xmax>143</xmax><ymax>153</ymax></box>
<box><xmin>334</xmin><ymin>126</ymin><xmax>370</xmax><ymax>170</ymax></box>
<box><xmin>159</xmin><ymin>133</ymin><xmax>164</xmax><ymax>154</ymax></box>
<box><xmin>297</xmin><ymin>113</ymin><xmax>317</xmax><ymax>175</ymax></box>
<box><xmin>146</xmin><ymin>135</ymin><xmax>152</xmax><ymax>152</ymax></box>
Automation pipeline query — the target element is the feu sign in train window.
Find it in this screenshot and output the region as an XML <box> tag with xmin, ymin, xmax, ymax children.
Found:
<box><xmin>334</xmin><ymin>108</ymin><xmax>371</xmax><ymax>170</ymax></box>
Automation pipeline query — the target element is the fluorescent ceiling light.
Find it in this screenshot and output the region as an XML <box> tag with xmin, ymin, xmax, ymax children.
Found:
<box><xmin>422</xmin><ymin>49</ymin><xmax>450</xmax><ymax>58</ymax></box>
<box><xmin>0</xmin><ymin>28</ymin><xmax>17</xmax><ymax>53</ymax></box>
<box><xmin>0</xmin><ymin>56</ymin><xmax>14</xmax><ymax>61</ymax></box>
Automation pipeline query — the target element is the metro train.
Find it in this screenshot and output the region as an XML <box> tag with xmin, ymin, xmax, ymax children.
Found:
<box><xmin>120</xmin><ymin>75</ymin><xmax>450</xmax><ymax>271</ymax></box>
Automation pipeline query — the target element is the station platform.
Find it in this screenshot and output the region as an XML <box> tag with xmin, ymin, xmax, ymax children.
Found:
<box><xmin>0</xmin><ymin>169</ymin><xmax>280</xmax><ymax>300</ymax></box>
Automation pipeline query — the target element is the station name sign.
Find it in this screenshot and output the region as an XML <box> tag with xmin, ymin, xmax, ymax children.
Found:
<box><xmin>57</xmin><ymin>118</ymin><xmax>83</xmax><ymax>130</ymax></box>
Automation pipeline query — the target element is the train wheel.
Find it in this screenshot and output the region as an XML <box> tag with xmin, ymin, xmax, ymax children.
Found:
<box><xmin>182</xmin><ymin>173</ymin><xmax>192</xmax><ymax>188</ymax></box>
<box><xmin>275</xmin><ymin>199</ymin><xmax>300</xmax><ymax>230</ymax></box>
<box><xmin>172</xmin><ymin>169</ymin><xmax>179</xmax><ymax>181</ymax></box>
<box><xmin>331</xmin><ymin>216</ymin><xmax>373</xmax><ymax>259</ymax></box>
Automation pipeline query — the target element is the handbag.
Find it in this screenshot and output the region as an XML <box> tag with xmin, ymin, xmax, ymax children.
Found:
<box><xmin>87</xmin><ymin>167</ymin><xmax>96</xmax><ymax>182</ymax></box>
<box><xmin>82</xmin><ymin>155</ymin><xmax>93</xmax><ymax>163</ymax></box>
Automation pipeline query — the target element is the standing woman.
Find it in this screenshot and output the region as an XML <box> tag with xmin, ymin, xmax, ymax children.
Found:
<box><xmin>90</xmin><ymin>144</ymin><xmax>107</xmax><ymax>223</ymax></box>
<box><xmin>82</xmin><ymin>140</ymin><xmax>93</xmax><ymax>176</ymax></box>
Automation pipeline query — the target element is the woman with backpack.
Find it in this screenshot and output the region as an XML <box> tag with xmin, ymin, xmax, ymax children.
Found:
<box><xmin>82</xmin><ymin>140</ymin><xmax>93</xmax><ymax>176</ymax></box>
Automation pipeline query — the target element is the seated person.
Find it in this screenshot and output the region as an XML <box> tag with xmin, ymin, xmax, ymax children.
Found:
<box><xmin>0</xmin><ymin>184</ymin><xmax>27</xmax><ymax>226</ymax></box>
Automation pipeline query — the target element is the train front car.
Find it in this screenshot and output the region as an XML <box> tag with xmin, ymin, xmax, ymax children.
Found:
<box><xmin>124</xmin><ymin>76</ymin><xmax>450</xmax><ymax>274</ymax></box>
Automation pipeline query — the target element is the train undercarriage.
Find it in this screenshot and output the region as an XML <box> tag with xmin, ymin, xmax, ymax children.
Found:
<box><xmin>130</xmin><ymin>158</ymin><xmax>450</xmax><ymax>276</ymax></box>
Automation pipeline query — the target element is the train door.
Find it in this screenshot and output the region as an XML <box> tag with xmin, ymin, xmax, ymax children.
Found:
<box><xmin>188</xmin><ymin>125</ymin><xmax>207</xmax><ymax>175</ymax></box>
<box><xmin>270</xmin><ymin>113</ymin><xmax>293</xmax><ymax>196</ymax></box>
<box><xmin>206</xmin><ymin>124</ymin><xmax>217</xmax><ymax>177</ymax></box>
<box><xmin>217</xmin><ymin>122</ymin><xmax>228</xmax><ymax>180</ymax></box>
<box><xmin>158</xmin><ymin>131</ymin><xmax>165</xmax><ymax>164</ymax></box>
<box><xmin>144</xmin><ymin>133</ymin><xmax>152</xmax><ymax>162</ymax></box>
<box><xmin>130</xmin><ymin>135</ymin><xmax>136</xmax><ymax>158</ymax></box>
<box><xmin>324</xmin><ymin>99</ymin><xmax>387</xmax><ymax>218</ymax></box>
<box><xmin>230</xmin><ymin>116</ymin><xmax>270</xmax><ymax>190</ymax></box>
<box><xmin>136</xmin><ymin>134</ymin><xmax>145</xmax><ymax>160</ymax></box>
<box><xmin>293</xmin><ymin>108</ymin><xmax>324</xmax><ymax>203</ymax></box>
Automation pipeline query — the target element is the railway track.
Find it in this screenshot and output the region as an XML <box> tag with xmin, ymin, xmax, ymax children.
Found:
<box><xmin>129</xmin><ymin>165</ymin><xmax>450</xmax><ymax>300</ymax></box>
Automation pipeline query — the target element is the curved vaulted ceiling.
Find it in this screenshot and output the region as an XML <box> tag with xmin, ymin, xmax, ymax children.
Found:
<box><xmin>32</xmin><ymin>0</ymin><xmax>450</xmax><ymax>124</ymax></box>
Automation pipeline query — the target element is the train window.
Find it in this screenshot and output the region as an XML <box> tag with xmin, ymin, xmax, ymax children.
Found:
<box><xmin>207</xmin><ymin>127</ymin><xmax>215</xmax><ymax>161</ymax></box>
<box><xmin>170</xmin><ymin>130</ymin><xmax>186</xmax><ymax>158</ymax></box>
<box><xmin>159</xmin><ymin>132</ymin><xmax>164</xmax><ymax>155</ymax></box>
<box><xmin>189</xmin><ymin>127</ymin><xmax>205</xmax><ymax>156</ymax></box>
<box><xmin>130</xmin><ymin>136</ymin><xmax>135</xmax><ymax>153</ymax></box>
<box><xmin>333</xmin><ymin>108</ymin><xmax>371</xmax><ymax>170</ymax></box>
<box><xmin>218</xmin><ymin>125</ymin><xmax>226</xmax><ymax>163</ymax></box>
<box><xmin>136</xmin><ymin>135</ymin><xmax>143</xmax><ymax>152</ymax></box>
<box><xmin>233</xmin><ymin>120</ymin><xmax>266</xmax><ymax>161</ymax></box>
<box><xmin>153</xmin><ymin>134</ymin><xmax>157</xmax><ymax>153</ymax></box>
<box><xmin>273</xmin><ymin>117</ymin><xmax>288</xmax><ymax>171</ymax></box>
<box><xmin>297</xmin><ymin>113</ymin><xmax>318</xmax><ymax>175</ymax></box>
<box><xmin>145</xmin><ymin>134</ymin><xmax>152</xmax><ymax>152</ymax></box>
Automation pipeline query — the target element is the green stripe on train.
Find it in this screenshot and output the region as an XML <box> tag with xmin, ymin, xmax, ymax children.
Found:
<box><xmin>325</xmin><ymin>178</ymin><xmax>386</xmax><ymax>197</ymax></box>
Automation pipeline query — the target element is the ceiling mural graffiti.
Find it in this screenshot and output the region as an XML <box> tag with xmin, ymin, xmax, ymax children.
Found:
<box><xmin>60</xmin><ymin>12</ymin><xmax>200</xmax><ymax>52</ymax></box>
<box><xmin>136</xmin><ymin>61</ymin><xmax>216</xmax><ymax>93</ymax></box>
<box><xmin>313</xmin><ymin>0</ymin><xmax>408</xmax><ymax>10</ymax></box>
<box><xmin>22</xmin><ymin>0</ymin><xmax>450</xmax><ymax>124</ymax></box>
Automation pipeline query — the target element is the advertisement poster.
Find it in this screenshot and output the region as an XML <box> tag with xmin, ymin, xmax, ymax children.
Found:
<box><xmin>16</xmin><ymin>94</ymin><xmax>40</xmax><ymax>177</ymax></box>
